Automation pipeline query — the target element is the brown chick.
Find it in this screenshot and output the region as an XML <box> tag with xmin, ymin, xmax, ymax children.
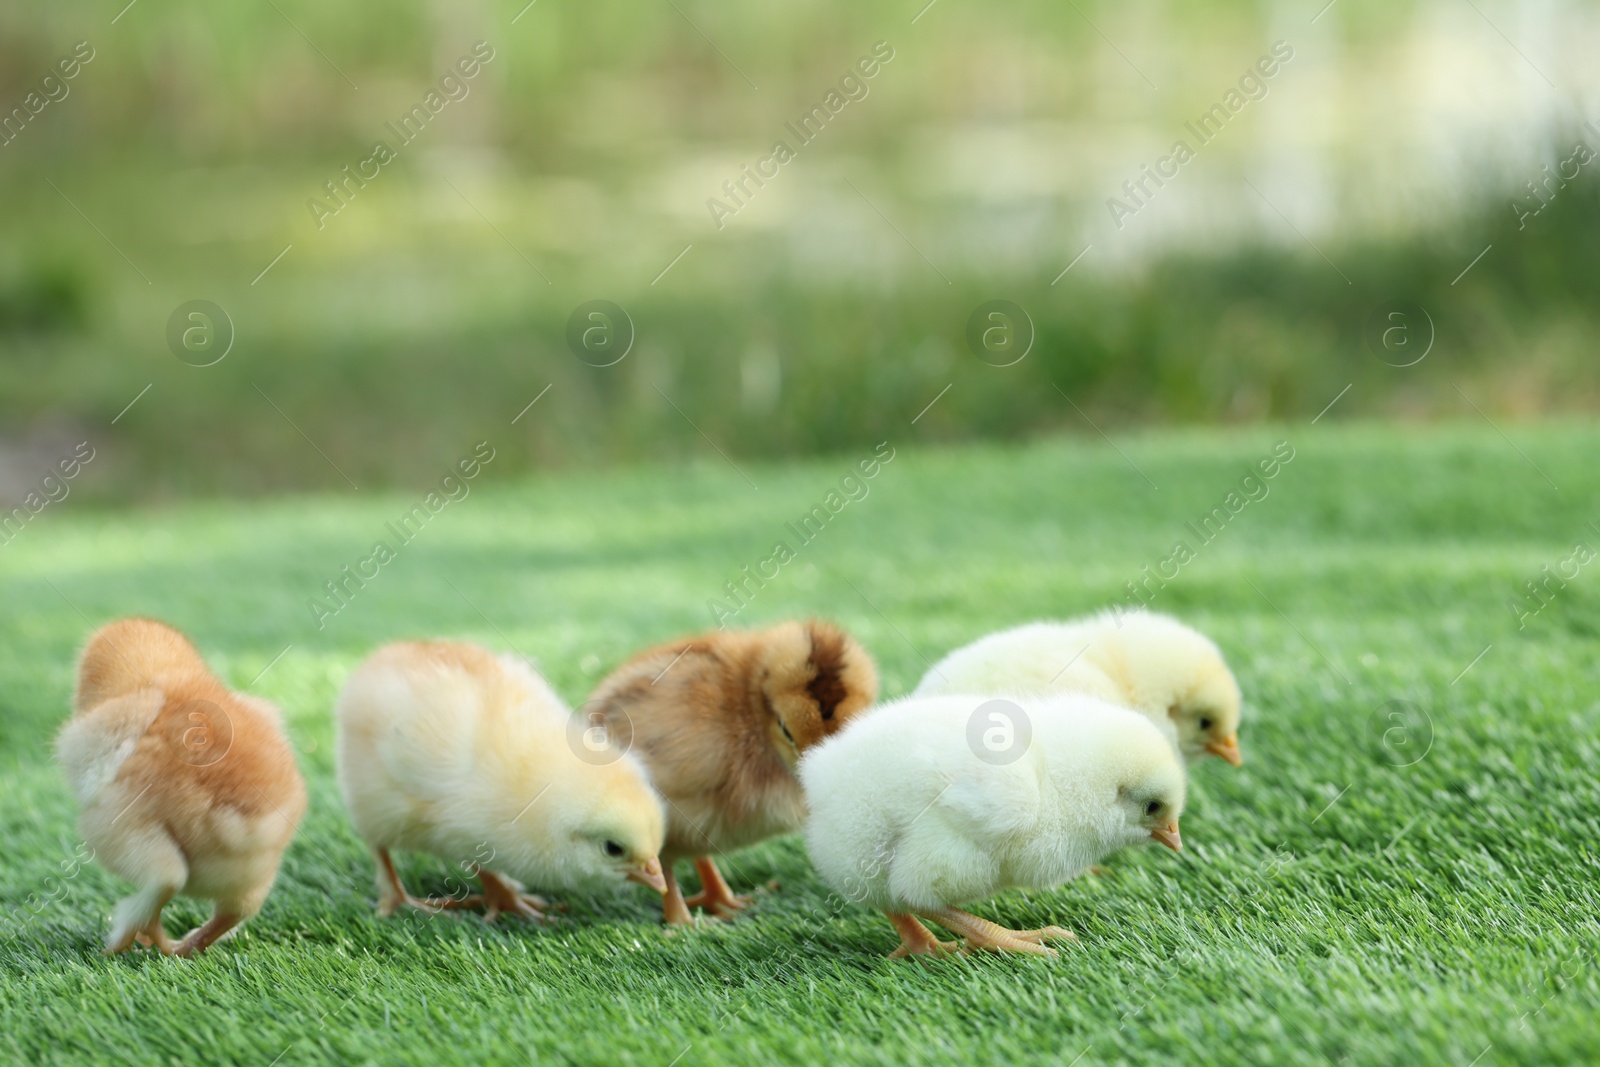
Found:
<box><xmin>54</xmin><ymin>618</ymin><xmax>307</xmax><ymax>957</ymax></box>
<box><xmin>585</xmin><ymin>619</ymin><xmax>878</xmax><ymax>924</ymax></box>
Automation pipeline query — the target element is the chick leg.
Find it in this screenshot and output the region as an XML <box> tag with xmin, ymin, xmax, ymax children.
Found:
<box><xmin>683</xmin><ymin>856</ymin><xmax>751</xmax><ymax>918</ymax></box>
<box><xmin>105</xmin><ymin>883</ymin><xmax>177</xmax><ymax>956</ymax></box>
<box><xmin>426</xmin><ymin>878</ymin><xmax>556</xmax><ymax>911</ymax></box>
<box><xmin>661</xmin><ymin>864</ymin><xmax>694</xmax><ymax>925</ymax></box>
<box><xmin>885</xmin><ymin>913</ymin><xmax>961</xmax><ymax>959</ymax></box>
<box><xmin>372</xmin><ymin>847</ymin><xmax>442</xmax><ymax>916</ymax></box>
<box><xmin>921</xmin><ymin>907</ymin><xmax>1075</xmax><ymax>958</ymax></box>
<box><xmin>465</xmin><ymin>869</ymin><xmax>551</xmax><ymax>924</ymax></box>
<box><xmin>97</xmin><ymin>824</ymin><xmax>186</xmax><ymax>955</ymax></box>
<box><xmin>175</xmin><ymin>885</ymin><xmax>267</xmax><ymax>959</ymax></box>
<box><xmin>174</xmin><ymin>909</ymin><xmax>243</xmax><ymax>958</ymax></box>
<box><xmin>135</xmin><ymin>917</ymin><xmax>178</xmax><ymax>955</ymax></box>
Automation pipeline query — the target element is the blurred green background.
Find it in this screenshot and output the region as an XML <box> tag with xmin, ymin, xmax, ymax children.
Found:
<box><xmin>2</xmin><ymin>0</ymin><xmax>1597</xmax><ymax>501</ymax></box>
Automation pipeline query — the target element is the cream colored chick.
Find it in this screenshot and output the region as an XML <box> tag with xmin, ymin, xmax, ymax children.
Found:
<box><xmin>801</xmin><ymin>692</ymin><xmax>1185</xmax><ymax>958</ymax></box>
<box><xmin>55</xmin><ymin>618</ymin><xmax>307</xmax><ymax>957</ymax></box>
<box><xmin>586</xmin><ymin>620</ymin><xmax>878</xmax><ymax>924</ymax></box>
<box><xmin>914</xmin><ymin>611</ymin><xmax>1243</xmax><ymax>766</ymax></box>
<box><xmin>336</xmin><ymin>641</ymin><xmax>667</xmax><ymax>921</ymax></box>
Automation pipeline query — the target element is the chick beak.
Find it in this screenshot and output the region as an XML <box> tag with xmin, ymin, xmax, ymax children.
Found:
<box><xmin>1150</xmin><ymin>821</ymin><xmax>1183</xmax><ymax>852</ymax></box>
<box><xmin>625</xmin><ymin>856</ymin><xmax>667</xmax><ymax>894</ymax></box>
<box><xmin>1206</xmin><ymin>733</ymin><xmax>1243</xmax><ymax>767</ymax></box>
<box><xmin>772</xmin><ymin>726</ymin><xmax>802</xmax><ymax>769</ymax></box>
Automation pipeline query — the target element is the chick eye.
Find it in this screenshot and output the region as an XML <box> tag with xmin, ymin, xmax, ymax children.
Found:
<box><xmin>602</xmin><ymin>840</ymin><xmax>625</xmax><ymax>857</ymax></box>
<box><xmin>1198</xmin><ymin>717</ymin><xmax>1214</xmax><ymax>731</ymax></box>
<box><xmin>1144</xmin><ymin>800</ymin><xmax>1161</xmax><ymax>817</ymax></box>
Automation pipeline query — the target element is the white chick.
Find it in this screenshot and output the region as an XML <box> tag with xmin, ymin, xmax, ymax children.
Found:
<box><xmin>801</xmin><ymin>692</ymin><xmax>1185</xmax><ymax>958</ymax></box>
<box><xmin>914</xmin><ymin>611</ymin><xmax>1244</xmax><ymax>766</ymax></box>
<box><xmin>336</xmin><ymin>641</ymin><xmax>667</xmax><ymax>921</ymax></box>
<box><xmin>55</xmin><ymin>618</ymin><xmax>307</xmax><ymax>957</ymax></box>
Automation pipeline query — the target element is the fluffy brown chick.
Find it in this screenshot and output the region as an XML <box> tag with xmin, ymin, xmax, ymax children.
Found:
<box><xmin>585</xmin><ymin>619</ymin><xmax>878</xmax><ymax>924</ymax></box>
<box><xmin>55</xmin><ymin>618</ymin><xmax>307</xmax><ymax>957</ymax></box>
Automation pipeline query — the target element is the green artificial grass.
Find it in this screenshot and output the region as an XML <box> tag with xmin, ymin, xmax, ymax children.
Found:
<box><xmin>2</xmin><ymin>421</ymin><xmax>1598</xmax><ymax>1065</ymax></box>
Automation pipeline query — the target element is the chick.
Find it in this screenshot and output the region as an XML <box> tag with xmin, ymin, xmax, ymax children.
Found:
<box><xmin>336</xmin><ymin>641</ymin><xmax>668</xmax><ymax>921</ymax></box>
<box><xmin>914</xmin><ymin>611</ymin><xmax>1243</xmax><ymax>766</ymax></box>
<box><xmin>800</xmin><ymin>692</ymin><xmax>1185</xmax><ymax>958</ymax></box>
<box><xmin>585</xmin><ymin>620</ymin><xmax>878</xmax><ymax>924</ymax></box>
<box><xmin>55</xmin><ymin>618</ymin><xmax>307</xmax><ymax>957</ymax></box>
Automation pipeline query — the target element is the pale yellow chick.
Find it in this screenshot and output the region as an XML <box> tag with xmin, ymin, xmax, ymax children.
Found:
<box><xmin>915</xmin><ymin>610</ymin><xmax>1244</xmax><ymax>766</ymax></box>
<box><xmin>336</xmin><ymin>641</ymin><xmax>667</xmax><ymax>921</ymax></box>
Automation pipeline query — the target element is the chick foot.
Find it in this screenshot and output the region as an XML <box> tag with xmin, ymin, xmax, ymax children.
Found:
<box><xmin>424</xmin><ymin>888</ymin><xmax>556</xmax><ymax>912</ymax></box>
<box><xmin>174</xmin><ymin>911</ymin><xmax>243</xmax><ymax>958</ymax></box>
<box><xmin>373</xmin><ymin>847</ymin><xmax>445</xmax><ymax>917</ymax></box>
<box><xmin>134</xmin><ymin>920</ymin><xmax>178</xmax><ymax>955</ymax></box>
<box><xmin>460</xmin><ymin>868</ymin><xmax>554</xmax><ymax>924</ymax></box>
<box><xmin>924</xmin><ymin>907</ymin><xmax>1075</xmax><ymax>958</ymax></box>
<box><xmin>885</xmin><ymin>913</ymin><xmax>962</xmax><ymax>959</ymax></box>
<box><xmin>682</xmin><ymin>857</ymin><xmax>751</xmax><ymax>919</ymax></box>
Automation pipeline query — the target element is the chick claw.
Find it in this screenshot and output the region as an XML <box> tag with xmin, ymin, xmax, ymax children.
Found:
<box><xmin>464</xmin><ymin>868</ymin><xmax>556</xmax><ymax>924</ymax></box>
<box><xmin>682</xmin><ymin>857</ymin><xmax>751</xmax><ymax>920</ymax></box>
<box><xmin>885</xmin><ymin>913</ymin><xmax>962</xmax><ymax>960</ymax></box>
<box><xmin>374</xmin><ymin>848</ymin><xmax>446</xmax><ymax>917</ymax></box>
<box><xmin>134</xmin><ymin>924</ymin><xmax>178</xmax><ymax>955</ymax></box>
<box><xmin>172</xmin><ymin>912</ymin><xmax>244</xmax><ymax>958</ymax></box>
<box><xmin>383</xmin><ymin>895</ymin><xmax>444</xmax><ymax>917</ymax></box>
<box><xmin>682</xmin><ymin>890</ymin><xmax>750</xmax><ymax>918</ymax></box>
<box><xmin>1007</xmin><ymin>926</ymin><xmax>1078</xmax><ymax>946</ymax></box>
<box><xmin>924</xmin><ymin>908</ymin><xmax>1076</xmax><ymax>959</ymax></box>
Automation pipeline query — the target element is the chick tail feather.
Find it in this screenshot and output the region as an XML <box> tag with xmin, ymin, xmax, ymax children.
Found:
<box><xmin>74</xmin><ymin>618</ymin><xmax>204</xmax><ymax>714</ymax></box>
